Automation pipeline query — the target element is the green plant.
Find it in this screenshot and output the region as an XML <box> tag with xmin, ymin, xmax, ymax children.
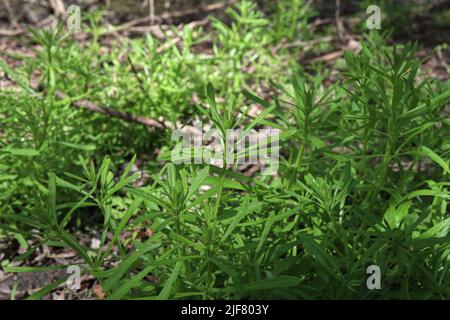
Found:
<box><xmin>0</xmin><ymin>1</ymin><xmax>449</xmax><ymax>300</ymax></box>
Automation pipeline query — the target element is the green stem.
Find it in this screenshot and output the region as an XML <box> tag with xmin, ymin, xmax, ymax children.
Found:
<box><xmin>289</xmin><ymin>114</ymin><xmax>309</xmax><ymax>188</ymax></box>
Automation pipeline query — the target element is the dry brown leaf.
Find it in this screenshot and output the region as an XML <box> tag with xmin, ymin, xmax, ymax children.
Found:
<box><xmin>92</xmin><ymin>283</ymin><xmax>106</xmax><ymax>299</ymax></box>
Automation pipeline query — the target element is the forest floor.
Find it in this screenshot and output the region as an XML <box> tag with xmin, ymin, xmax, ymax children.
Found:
<box><xmin>0</xmin><ymin>0</ymin><xmax>448</xmax><ymax>299</ymax></box>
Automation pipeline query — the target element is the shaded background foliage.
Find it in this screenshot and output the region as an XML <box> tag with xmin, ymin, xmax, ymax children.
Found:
<box><xmin>0</xmin><ymin>0</ymin><xmax>448</xmax><ymax>300</ymax></box>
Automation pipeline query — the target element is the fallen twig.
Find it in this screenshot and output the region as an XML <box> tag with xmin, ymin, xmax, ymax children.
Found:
<box><xmin>105</xmin><ymin>0</ymin><xmax>236</xmax><ymax>32</ymax></box>
<box><xmin>55</xmin><ymin>91</ymin><xmax>170</xmax><ymax>130</ymax></box>
<box><xmin>335</xmin><ymin>0</ymin><xmax>345</xmax><ymax>42</ymax></box>
<box><xmin>308</xmin><ymin>50</ymin><xmax>344</xmax><ymax>63</ymax></box>
<box><xmin>2</xmin><ymin>0</ymin><xmax>20</xmax><ymax>29</ymax></box>
<box><xmin>0</xmin><ymin>28</ymin><xmax>26</xmax><ymax>36</ymax></box>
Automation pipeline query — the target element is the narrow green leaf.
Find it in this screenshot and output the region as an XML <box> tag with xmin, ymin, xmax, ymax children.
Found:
<box><xmin>158</xmin><ymin>261</ymin><xmax>182</xmax><ymax>300</ymax></box>
<box><xmin>107</xmin><ymin>266</ymin><xmax>154</xmax><ymax>300</ymax></box>
<box><xmin>256</xmin><ymin>212</ymin><xmax>275</xmax><ymax>252</ymax></box>
<box><xmin>103</xmin><ymin>244</ymin><xmax>154</xmax><ymax>292</ymax></box>
<box><xmin>112</xmin><ymin>198</ymin><xmax>144</xmax><ymax>245</ymax></box>
<box><xmin>420</xmin><ymin>146</ymin><xmax>449</xmax><ymax>175</ymax></box>
<box><xmin>26</xmin><ymin>276</ymin><xmax>69</xmax><ymax>300</ymax></box>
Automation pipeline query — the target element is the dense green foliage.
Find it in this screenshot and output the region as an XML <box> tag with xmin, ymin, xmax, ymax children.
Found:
<box><xmin>0</xmin><ymin>1</ymin><xmax>449</xmax><ymax>299</ymax></box>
